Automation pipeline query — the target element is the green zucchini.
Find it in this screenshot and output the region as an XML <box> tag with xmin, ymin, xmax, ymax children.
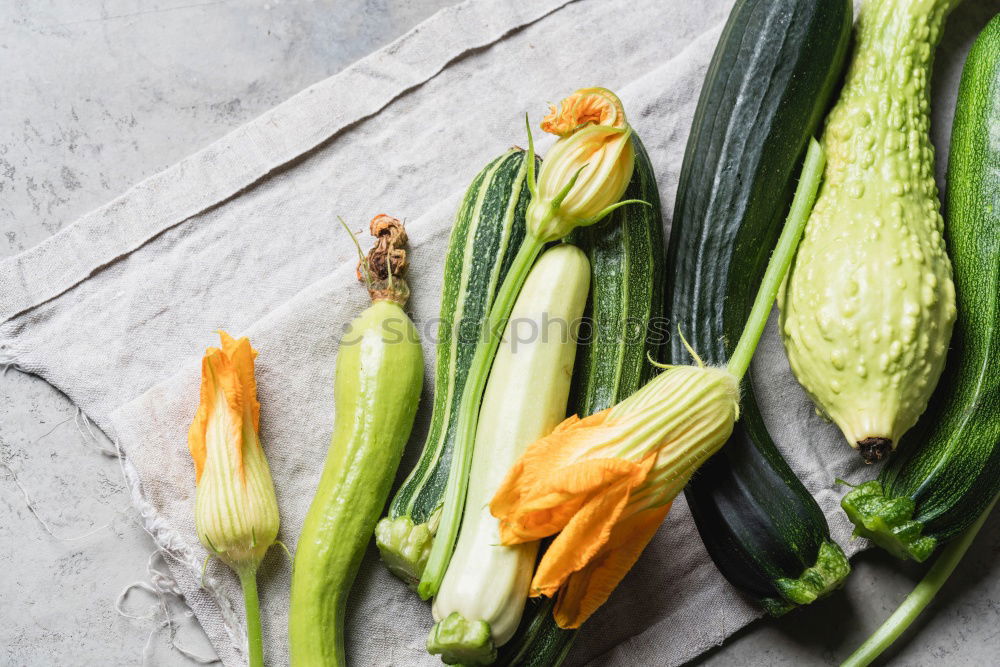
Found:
<box><xmin>496</xmin><ymin>134</ymin><xmax>665</xmax><ymax>665</ymax></box>
<box><xmin>779</xmin><ymin>0</ymin><xmax>960</xmax><ymax>463</ymax></box>
<box><xmin>376</xmin><ymin>149</ymin><xmax>532</xmax><ymax>586</ymax></box>
<box><xmin>668</xmin><ymin>0</ymin><xmax>853</xmax><ymax>615</ymax></box>
<box><xmin>289</xmin><ymin>220</ymin><xmax>424</xmax><ymax>666</ymax></box>
<box><xmin>418</xmin><ymin>91</ymin><xmax>641</xmax><ymax>600</ymax></box>
<box><xmin>569</xmin><ymin>135</ymin><xmax>666</xmax><ymax>411</ymax></box>
<box><xmin>842</xmin><ymin>13</ymin><xmax>1000</xmax><ymax>562</ymax></box>
<box><xmin>494</xmin><ymin>598</ymin><xmax>570</xmax><ymax>667</ymax></box>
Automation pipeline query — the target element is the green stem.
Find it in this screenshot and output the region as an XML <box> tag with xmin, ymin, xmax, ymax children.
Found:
<box><xmin>239</xmin><ymin>565</ymin><xmax>265</xmax><ymax>667</ymax></box>
<box><xmin>726</xmin><ymin>138</ymin><xmax>826</xmax><ymax>380</ymax></box>
<box><xmin>841</xmin><ymin>491</ymin><xmax>1000</xmax><ymax>667</ymax></box>
<box><xmin>417</xmin><ymin>236</ymin><xmax>545</xmax><ymax>599</ymax></box>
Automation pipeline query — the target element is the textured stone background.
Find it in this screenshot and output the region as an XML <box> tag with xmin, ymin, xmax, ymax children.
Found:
<box><xmin>2</xmin><ymin>1</ymin><xmax>999</xmax><ymax>665</ymax></box>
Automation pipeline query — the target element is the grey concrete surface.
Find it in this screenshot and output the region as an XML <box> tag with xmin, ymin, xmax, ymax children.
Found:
<box><xmin>2</xmin><ymin>1</ymin><xmax>999</xmax><ymax>666</ymax></box>
<box><xmin>1</xmin><ymin>1</ymin><xmax>456</xmax><ymax>665</ymax></box>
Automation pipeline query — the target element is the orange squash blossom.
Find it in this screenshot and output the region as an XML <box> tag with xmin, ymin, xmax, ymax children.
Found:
<box><xmin>490</xmin><ymin>363</ymin><xmax>740</xmax><ymax>628</ymax></box>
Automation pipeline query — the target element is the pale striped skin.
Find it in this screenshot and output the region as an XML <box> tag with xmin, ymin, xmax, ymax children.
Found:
<box><xmin>194</xmin><ymin>384</ymin><xmax>279</xmax><ymax>570</ymax></box>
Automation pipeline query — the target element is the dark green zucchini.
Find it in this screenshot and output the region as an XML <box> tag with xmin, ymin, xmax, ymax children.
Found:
<box><xmin>570</xmin><ymin>135</ymin><xmax>666</xmax><ymax>411</ymax></box>
<box><xmin>496</xmin><ymin>598</ymin><xmax>568</xmax><ymax>667</ymax></box>
<box><xmin>842</xmin><ymin>14</ymin><xmax>1000</xmax><ymax>562</ymax></box>
<box><xmin>496</xmin><ymin>135</ymin><xmax>665</xmax><ymax>665</ymax></box>
<box><xmin>667</xmin><ymin>0</ymin><xmax>853</xmax><ymax>615</ymax></box>
<box><xmin>376</xmin><ymin>148</ymin><xmax>533</xmax><ymax>587</ymax></box>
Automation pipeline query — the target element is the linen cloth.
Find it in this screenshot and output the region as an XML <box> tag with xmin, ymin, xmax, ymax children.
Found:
<box><xmin>1</xmin><ymin>0</ymin><xmax>989</xmax><ymax>664</ymax></box>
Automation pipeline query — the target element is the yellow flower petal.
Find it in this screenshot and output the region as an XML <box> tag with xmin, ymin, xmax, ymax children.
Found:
<box><xmin>527</xmin><ymin>451</ymin><xmax>656</xmax><ymax>596</ymax></box>
<box><xmin>188</xmin><ymin>332</ymin><xmax>261</xmax><ymax>484</ymax></box>
<box><xmin>541</xmin><ymin>87</ymin><xmax>628</xmax><ymax>136</ymax></box>
<box><xmin>552</xmin><ymin>502</ymin><xmax>671</xmax><ymax>629</ymax></box>
<box><xmin>188</xmin><ymin>331</ymin><xmax>279</xmax><ymax>571</ymax></box>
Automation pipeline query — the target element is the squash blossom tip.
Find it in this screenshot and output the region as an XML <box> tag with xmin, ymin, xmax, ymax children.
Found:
<box><xmin>490</xmin><ymin>363</ymin><xmax>739</xmax><ymax>628</ymax></box>
<box><xmin>540</xmin><ymin>87</ymin><xmax>628</xmax><ymax>135</ymax></box>
<box><xmin>188</xmin><ymin>331</ymin><xmax>279</xmax><ymax>572</ymax></box>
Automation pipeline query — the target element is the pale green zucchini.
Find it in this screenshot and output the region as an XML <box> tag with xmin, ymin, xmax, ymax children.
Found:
<box><xmin>496</xmin><ymin>134</ymin><xmax>666</xmax><ymax>666</ymax></box>
<box><xmin>289</xmin><ymin>220</ymin><xmax>423</xmax><ymax>666</ymax></box>
<box><xmin>428</xmin><ymin>243</ymin><xmax>591</xmax><ymax>666</ymax></box>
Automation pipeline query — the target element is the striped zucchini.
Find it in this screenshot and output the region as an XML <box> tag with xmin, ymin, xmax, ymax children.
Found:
<box><xmin>842</xmin><ymin>14</ymin><xmax>1000</xmax><ymax>562</ymax></box>
<box><xmin>569</xmin><ymin>135</ymin><xmax>666</xmax><ymax>411</ymax></box>
<box><xmin>376</xmin><ymin>149</ymin><xmax>533</xmax><ymax>586</ymax></box>
<box><xmin>669</xmin><ymin>0</ymin><xmax>852</xmax><ymax>615</ymax></box>
<box><xmin>496</xmin><ymin>135</ymin><xmax>665</xmax><ymax>665</ymax></box>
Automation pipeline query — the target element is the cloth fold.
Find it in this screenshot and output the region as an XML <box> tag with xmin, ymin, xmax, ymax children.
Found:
<box><xmin>0</xmin><ymin>0</ymin><xmax>978</xmax><ymax>664</ymax></box>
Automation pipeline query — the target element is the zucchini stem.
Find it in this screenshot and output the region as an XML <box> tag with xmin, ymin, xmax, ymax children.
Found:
<box><xmin>238</xmin><ymin>565</ymin><xmax>265</xmax><ymax>667</ymax></box>
<box><xmin>418</xmin><ymin>235</ymin><xmax>546</xmax><ymax>599</ymax></box>
<box><xmin>726</xmin><ymin>138</ymin><xmax>825</xmax><ymax>381</ymax></box>
<box><xmin>841</xmin><ymin>491</ymin><xmax>1000</xmax><ymax>667</ymax></box>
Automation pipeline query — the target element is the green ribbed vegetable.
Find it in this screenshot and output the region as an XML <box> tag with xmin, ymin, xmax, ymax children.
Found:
<box><xmin>669</xmin><ymin>0</ymin><xmax>853</xmax><ymax>616</ymax></box>
<box><xmin>570</xmin><ymin>135</ymin><xmax>666</xmax><ymax>411</ymax></box>
<box><xmin>290</xmin><ymin>222</ymin><xmax>424</xmax><ymax>667</ymax></box>
<box><xmin>375</xmin><ymin>149</ymin><xmax>533</xmax><ymax>586</ymax></box>
<box><xmin>842</xmin><ymin>12</ymin><xmax>1000</xmax><ymax>563</ymax></box>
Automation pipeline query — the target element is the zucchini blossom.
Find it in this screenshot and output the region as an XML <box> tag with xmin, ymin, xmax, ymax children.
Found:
<box><xmin>188</xmin><ymin>331</ymin><xmax>278</xmax><ymax>667</ymax></box>
<box><xmin>417</xmin><ymin>87</ymin><xmax>647</xmax><ymax>601</ymax></box>
<box><xmin>526</xmin><ymin>87</ymin><xmax>639</xmax><ymax>242</ymax></box>
<box><xmin>489</xmin><ymin>135</ymin><xmax>831</xmax><ymax>630</ymax></box>
<box><xmin>490</xmin><ymin>361</ymin><xmax>739</xmax><ymax>629</ymax></box>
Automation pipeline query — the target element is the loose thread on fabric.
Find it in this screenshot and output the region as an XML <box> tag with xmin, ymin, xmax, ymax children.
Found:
<box><xmin>1</xmin><ymin>406</ymin><xmax>222</xmax><ymax>665</ymax></box>
<box><xmin>116</xmin><ymin>550</ymin><xmax>218</xmax><ymax>665</ymax></box>
<box><xmin>75</xmin><ymin>408</ymin><xmax>120</xmax><ymax>458</ymax></box>
<box><xmin>0</xmin><ymin>346</ymin><xmax>21</xmax><ymax>375</ymax></box>
<box><xmin>110</xmin><ymin>430</ymin><xmax>240</xmax><ymax>663</ymax></box>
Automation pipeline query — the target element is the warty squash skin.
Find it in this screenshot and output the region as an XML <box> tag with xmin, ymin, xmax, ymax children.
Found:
<box><xmin>842</xmin><ymin>12</ymin><xmax>1000</xmax><ymax>562</ymax></box>
<box><xmin>779</xmin><ymin>0</ymin><xmax>959</xmax><ymax>463</ymax></box>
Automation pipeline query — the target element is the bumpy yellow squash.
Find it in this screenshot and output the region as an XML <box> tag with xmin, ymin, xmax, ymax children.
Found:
<box><xmin>779</xmin><ymin>0</ymin><xmax>959</xmax><ymax>463</ymax></box>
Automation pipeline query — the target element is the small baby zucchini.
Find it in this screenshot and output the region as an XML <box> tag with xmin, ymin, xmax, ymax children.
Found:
<box><xmin>289</xmin><ymin>217</ymin><xmax>423</xmax><ymax>666</ymax></box>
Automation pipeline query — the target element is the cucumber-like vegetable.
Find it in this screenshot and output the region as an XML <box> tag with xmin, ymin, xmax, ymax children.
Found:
<box><xmin>289</xmin><ymin>221</ymin><xmax>423</xmax><ymax>666</ymax></box>
<box><xmin>428</xmin><ymin>244</ymin><xmax>590</xmax><ymax>666</ymax></box>
<box><xmin>494</xmin><ymin>134</ymin><xmax>666</xmax><ymax>665</ymax></box>
<box><xmin>779</xmin><ymin>0</ymin><xmax>960</xmax><ymax>463</ymax></box>
<box><xmin>842</xmin><ymin>13</ymin><xmax>1000</xmax><ymax>562</ymax></box>
<box><xmin>669</xmin><ymin>0</ymin><xmax>853</xmax><ymax>615</ymax></box>
<box><xmin>376</xmin><ymin>149</ymin><xmax>533</xmax><ymax>586</ymax></box>
<box><xmin>495</xmin><ymin>599</ymin><xmax>569</xmax><ymax>667</ymax></box>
